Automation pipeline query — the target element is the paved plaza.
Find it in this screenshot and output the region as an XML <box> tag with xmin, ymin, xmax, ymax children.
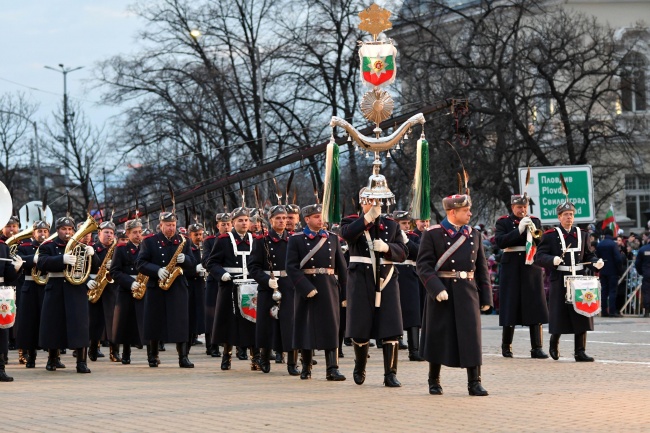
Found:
<box><xmin>3</xmin><ymin>314</ymin><xmax>649</xmax><ymax>432</ymax></box>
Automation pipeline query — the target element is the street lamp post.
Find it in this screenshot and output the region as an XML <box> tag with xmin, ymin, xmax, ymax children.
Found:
<box><xmin>0</xmin><ymin>110</ymin><xmax>42</xmax><ymax>198</ymax></box>
<box><xmin>44</xmin><ymin>63</ymin><xmax>83</xmax><ymax>183</ymax></box>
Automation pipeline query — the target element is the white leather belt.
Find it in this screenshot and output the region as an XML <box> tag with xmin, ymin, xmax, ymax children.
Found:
<box><xmin>303</xmin><ymin>268</ymin><xmax>335</xmax><ymax>275</ymax></box>
<box><xmin>24</xmin><ymin>276</ymin><xmax>34</xmax><ymax>281</ymax></box>
<box><xmin>0</xmin><ymin>277</ymin><xmax>3</xmax><ymax>282</ymax></box>
<box><xmin>557</xmin><ymin>264</ymin><xmax>584</xmax><ymax>272</ymax></box>
<box><xmin>48</xmin><ymin>272</ymin><xmax>64</xmax><ymax>278</ymax></box>
<box><xmin>223</xmin><ymin>267</ymin><xmax>243</xmax><ymax>274</ymax></box>
<box><xmin>128</xmin><ymin>274</ymin><xmax>139</xmax><ymax>278</ymax></box>
<box><xmin>437</xmin><ymin>271</ymin><xmax>474</xmax><ymax>279</ymax></box>
<box><xmin>264</xmin><ymin>270</ymin><xmax>287</xmax><ymax>277</ymax></box>
<box><xmin>395</xmin><ymin>260</ymin><xmax>416</xmax><ymax>266</ymax></box>
<box><xmin>503</xmin><ymin>246</ymin><xmax>526</xmax><ymax>253</ymax></box>
<box><xmin>349</xmin><ymin>256</ymin><xmax>394</xmax><ymax>265</ymax></box>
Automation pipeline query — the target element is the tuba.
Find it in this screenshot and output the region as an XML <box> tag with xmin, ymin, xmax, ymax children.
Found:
<box><xmin>32</xmin><ymin>233</ymin><xmax>58</xmax><ymax>285</ymax></box>
<box><xmin>132</xmin><ymin>273</ymin><xmax>149</xmax><ymax>300</ymax></box>
<box><xmin>6</xmin><ymin>227</ymin><xmax>34</xmax><ymax>259</ymax></box>
<box><xmin>87</xmin><ymin>239</ymin><xmax>117</xmax><ymax>303</ymax></box>
<box><xmin>64</xmin><ymin>213</ymin><xmax>99</xmax><ymax>285</ymax></box>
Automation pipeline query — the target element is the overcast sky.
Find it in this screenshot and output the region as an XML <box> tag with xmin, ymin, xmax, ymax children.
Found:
<box><xmin>0</xmin><ymin>1</ymin><xmax>142</xmax><ymax>128</ymax></box>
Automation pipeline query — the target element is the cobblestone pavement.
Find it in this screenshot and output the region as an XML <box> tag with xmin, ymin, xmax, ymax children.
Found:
<box><xmin>3</xmin><ymin>315</ymin><xmax>649</xmax><ymax>432</ymax></box>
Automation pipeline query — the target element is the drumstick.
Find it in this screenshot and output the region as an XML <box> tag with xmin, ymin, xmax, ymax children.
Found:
<box><xmin>0</xmin><ymin>258</ymin><xmax>13</xmax><ymax>262</ymax></box>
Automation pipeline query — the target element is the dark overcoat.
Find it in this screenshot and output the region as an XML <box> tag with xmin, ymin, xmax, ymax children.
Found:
<box><xmin>0</xmin><ymin>241</ymin><xmax>18</xmax><ymax>353</ymax></box>
<box><xmin>286</xmin><ymin>230</ymin><xmax>347</xmax><ymax>350</ymax></box>
<box><xmin>534</xmin><ymin>226</ymin><xmax>597</xmax><ymax>334</ymax></box>
<box><xmin>110</xmin><ymin>241</ymin><xmax>145</xmax><ymax>345</ymax></box>
<box><xmin>248</xmin><ymin>229</ymin><xmax>295</xmax><ymax>351</ymax></box>
<box><xmin>184</xmin><ymin>242</ymin><xmax>206</xmax><ymax>336</ymax></box>
<box><xmin>205</xmin><ymin>230</ymin><xmax>256</xmax><ymax>347</ymax></box>
<box><xmin>37</xmin><ymin>236</ymin><xmax>90</xmax><ymax>349</ymax></box>
<box><xmin>15</xmin><ymin>238</ymin><xmax>45</xmax><ymax>350</ymax></box>
<box><xmin>395</xmin><ymin>230</ymin><xmax>422</xmax><ymax>329</ymax></box>
<box><xmin>136</xmin><ymin>232</ymin><xmax>196</xmax><ymax>343</ymax></box>
<box><xmin>340</xmin><ymin>214</ymin><xmax>407</xmax><ymax>340</ymax></box>
<box><xmin>495</xmin><ymin>214</ymin><xmax>549</xmax><ymax>326</ymax></box>
<box><xmin>635</xmin><ymin>244</ymin><xmax>650</xmax><ymax>308</ymax></box>
<box><xmin>202</xmin><ymin>235</ymin><xmax>218</xmax><ymax>335</ymax></box>
<box><xmin>89</xmin><ymin>242</ymin><xmax>117</xmax><ymax>341</ymax></box>
<box><xmin>416</xmin><ymin>223</ymin><xmax>492</xmax><ymax>368</ymax></box>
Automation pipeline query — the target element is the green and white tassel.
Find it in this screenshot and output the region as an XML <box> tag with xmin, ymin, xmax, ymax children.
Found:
<box><xmin>410</xmin><ymin>134</ymin><xmax>430</xmax><ymax>221</ymax></box>
<box><xmin>322</xmin><ymin>135</ymin><xmax>341</xmax><ymax>224</ymax></box>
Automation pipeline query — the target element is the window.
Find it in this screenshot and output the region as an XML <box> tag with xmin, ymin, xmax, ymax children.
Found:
<box><xmin>625</xmin><ymin>175</ymin><xmax>650</xmax><ymax>227</ymax></box>
<box><xmin>621</xmin><ymin>52</ymin><xmax>647</xmax><ymax>112</ymax></box>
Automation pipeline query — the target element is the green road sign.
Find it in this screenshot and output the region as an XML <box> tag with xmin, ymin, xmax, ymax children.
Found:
<box><xmin>518</xmin><ymin>165</ymin><xmax>594</xmax><ymax>224</ymax></box>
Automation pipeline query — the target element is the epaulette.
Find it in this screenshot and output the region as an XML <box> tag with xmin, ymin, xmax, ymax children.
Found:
<box><xmin>40</xmin><ymin>239</ymin><xmax>53</xmax><ymax>245</ymax></box>
<box><xmin>116</xmin><ymin>242</ymin><xmax>128</xmax><ymax>248</ymax></box>
<box><xmin>218</xmin><ymin>233</ymin><xmax>230</xmax><ymax>239</ymax></box>
<box><xmin>406</xmin><ymin>230</ymin><xmax>419</xmax><ymax>237</ymax></box>
<box><xmin>143</xmin><ymin>233</ymin><xmax>155</xmax><ymax>240</ymax></box>
<box><xmin>530</xmin><ymin>215</ymin><xmax>538</xmax><ymax>219</ymax></box>
<box><xmin>498</xmin><ymin>215</ymin><xmax>510</xmax><ymax>220</ymax></box>
<box><xmin>252</xmin><ymin>233</ymin><xmax>264</xmax><ymax>240</ymax></box>
<box><xmin>345</xmin><ymin>214</ymin><xmax>359</xmax><ymax>219</ymax></box>
<box><xmin>19</xmin><ymin>240</ymin><xmax>32</xmax><ymax>246</ymax></box>
<box><xmin>426</xmin><ymin>224</ymin><xmax>442</xmax><ymax>231</ymax></box>
<box><xmin>204</xmin><ymin>235</ymin><xmax>216</xmax><ymax>241</ymax></box>
<box><xmin>544</xmin><ymin>229</ymin><xmax>555</xmax><ymax>234</ymax></box>
<box><xmin>385</xmin><ymin>216</ymin><xmax>395</xmax><ymax>221</ymax></box>
<box><xmin>291</xmin><ymin>231</ymin><xmax>304</xmax><ymax>236</ymax></box>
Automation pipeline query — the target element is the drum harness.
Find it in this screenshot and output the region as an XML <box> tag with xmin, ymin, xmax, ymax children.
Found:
<box><xmin>226</xmin><ymin>231</ymin><xmax>253</xmax><ymax>314</ymax></box>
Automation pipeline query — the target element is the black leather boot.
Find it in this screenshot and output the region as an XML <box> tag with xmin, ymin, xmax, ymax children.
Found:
<box><xmin>287</xmin><ymin>350</ymin><xmax>300</xmax><ymax>376</ymax></box>
<box><xmin>501</xmin><ymin>326</ymin><xmax>514</xmax><ymax>357</ymax></box>
<box><xmin>352</xmin><ymin>340</ymin><xmax>369</xmax><ymax>385</ymax></box>
<box><xmin>177</xmin><ymin>342</ymin><xmax>194</xmax><ymax>368</ymax></box>
<box><xmin>88</xmin><ymin>340</ymin><xmax>99</xmax><ymax>362</ymax></box>
<box><xmin>428</xmin><ymin>363</ymin><xmax>442</xmax><ymax>395</ymax></box>
<box><xmin>549</xmin><ymin>334</ymin><xmax>561</xmax><ymax>360</ymax></box>
<box><xmin>407</xmin><ymin>327</ymin><xmax>425</xmax><ymax>361</ymax></box>
<box><xmin>148</xmin><ymin>341</ymin><xmax>160</xmax><ymax>367</ymax></box>
<box><xmin>574</xmin><ymin>333</ymin><xmax>594</xmax><ymax>362</ymax></box>
<box><xmin>398</xmin><ymin>336</ymin><xmax>408</xmax><ymax>350</ymax></box>
<box><xmin>300</xmin><ymin>349</ymin><xmax>312</xmax><ymax>380</ymax></box>
<box><xmin>467</xmin><ymin>366</ymin><xmax>488</xmax><ymax>396</ymax></box>
<box><xmin>25</xmin><ymin>349</ymin><xmax>37</xmax><ymax>368</ymax></box>
<box><xmin>18</xmin><ymin>348</ymin><xmax>26</xmax><ymax>365</ymax></box>
<box><xmin>382</xmin><ymin>341</ymin><xmax>401</xmax><ymax>387</ymax></box>
<box><xmin>205</xmin><ymin>333</ymin><xmax>212</xmax><ymax>355</ymax></box>
<box><xmin>325</xmin><ymin>349</ymin><xmax>345</xmax><ymax>381</ymax></box>
<box><xmin>211</xmin><ymin>345</ymin><xmax>222</xmax><ymax>357</ymax></box>
<box><xmin>110</xmin><ymin>344</ymin><xmax>122</xmax><ymax>362</ymax></box>
<box><xmin>236</xmin><ymin>346</ymin><xmax>248</xmax><ymax>360</ymax></box>
<box><xmin>45</xmin><ymin>349</ymin><xmax>57</xmax><ymax>371</ymax></box>
<box><xmin>530</xmin><ymin>324</ymin><xmax>549</xmax><ymax>359</ymax></box>
<box><xmin>158</xmin><ymin>341</ymin><xmax>166</xmax><ymax>351</ymax></box>
<box><xmin>250</xmin><ymin>347</ymin><xmax>262</xmax><ymax>371</ymax></box>
<box><xmin>76</xmin><ymin>347</ymin><xmax>91</xmax><ymax>373</ymax></box>
<box><xmin>275</xmin><ymin>351</ymin><xmax>284</xmax><ymax>364</ymax></box>
<box><xmin>55</xmin><ymin>351</ymin><xmax>66</xmax><ymax>369</ymax></box>
<box><xmin>0</xmin><ymin>355</ymin><xmax>13</xmax><ymax>382</ymax></box>
<box><xmin>221</xmin><ymin>344</ymin><xmax>232</xmax><ymax>370</ymax></box>
<box><xmin>122</xmin><ymin>345</ymin><xmax>131</xmax><ymax>364</ymax></box>
<box><xmin>259</xmin><ymin>348</ymin><xmax>271</xmax><ymax>373</ymax></box>
<box><xmin>376</xmin><ymin>338</ymin><xmax>383</xmax><ymax>349</ymax></box>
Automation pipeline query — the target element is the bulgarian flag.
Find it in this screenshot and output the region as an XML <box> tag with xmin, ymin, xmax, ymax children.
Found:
<box><xmin>601</xmin><ymin>205</ymin><xmax>619</xmax><ymax>234</ymax></box>
<box><xmin>359</xmin><ymin>42</ymin><xmax>397</xmax><ymax>88</ymax></box>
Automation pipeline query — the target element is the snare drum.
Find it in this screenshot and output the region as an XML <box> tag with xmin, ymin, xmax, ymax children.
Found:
<box><xmin>564</xmin><ymin>276</ymin><xmax>601</xmax><ymax>318</ymax></box>
<box><xmin>0</xmin><ymin>286</ymin><xmax>16</xmax><ymax>329</ymax></box>
<box><xmin>235</xmin><ymin>279</ymin><xmax>258</xmax><ymax>323</ymax></box>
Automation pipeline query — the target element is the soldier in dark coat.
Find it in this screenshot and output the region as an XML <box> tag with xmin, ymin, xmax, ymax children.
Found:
<box><xmin>87</xmin><ymin>221</ymin><xmax>121</xmax><ymax>362</ymax></box>
<box><xmin>417</xmin><ymin>194</ymin><xmax>493</xmax><ymax>396</ymax></box>
<box><xmin>248</xmin><ymin>205</ymin><xmax>299</xmax><ymax>375</ymax></box>
<box><xmin>596</xmin><ymin>227</ymin><xmax>623</xmax><ymax>317</ymax></box>
<box><xmin>205</xmin><ymin>207</ymin><xmax>259</xmax><ymax>371</ymax></box>
<box><xmin>534</xmin><ymin>201</ymin><xmax>603</xmax><ymax>362</ymax></box>
<box><xmin>202</xmin><ymin>212</ymin><xmax>231</xmax><ymax>357</ymax></box>
<box><xmin>286</xmin><ymin>204</ymin><xmax>348</xmax><ymax>381</ymax></box>
<box><xmin>494</xmin><ymin>194</ymin><xmax>549</xmax><ymax>359</ymax></box>
<box><xmin>392</xmin><ymin>211</ymin><xmax>425</xmax><ymax>362</ymax></box>
<box><xmin>136</xmin><ymin>211</ymin><xmax>197</xmax><ymax>368</ymax></box>
<box><xmin>15</xmin><ymin>220</ymin><xmax>50</xmax><ymax>369</ymax></box>
<box><xmin>2</xmin><ymin>215</ymin><xmax>21</xmax><ymax>356</ymax></box>
<box><xmin>635</xmin><ymin>239</ymin><xmax>650</xmax><ymax>318</ymax></box>
<box><xmin>110</xmin><ymin>218</ymin><xmax>146</xmax><ymax>364</ymax></box>
<box><xmin>37</xmin><ymin>216</ymin><xmax>93</xmax><ymax>373</ymax></box>
<box><xmin>185</xmin><ymin>222</ymin><xmax>207</xmax><ymax>349</ymax></box>
<box><xmin>340</xmin><ymin>188</ymin><xmax>408</xmax><ymax>388</ymax></box>
<box><xmin>0</xmin><ymin>219</ymin><xmax>20</xmax><ymax>381</ymax></box>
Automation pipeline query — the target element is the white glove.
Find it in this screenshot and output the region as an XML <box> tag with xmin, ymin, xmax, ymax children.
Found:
<box><xmin>268</xmin><ymin>278</ymin><xmax>279</xmax><ymax>289</ymax></box>
<box><xmin>158</xmin><ymin>268</ymin><xmax>170</xmax><ymax>280</ymax></box>
<box><xmin>436</xmin><ymin>290</ymin><xmax>449</xmax><ymax>302</ymax></box>
<box><xmin>364</xmin><ymin>205</ymin><xmax>381</xmax><ymax>223</ymax></box>
<box><xmin>106</xmin><ymin>260</ymin><xmax>112</xmax><ymax>268</ymax></box>
<box><xmin>63</xmin><ymin>254</ymin><xmax>77</xmax><ymax>266</ymax></box>
<box><xmin>221</xmin><ymin>272</ymin><xmax>232</xmax><ymax>282</ymax></box>
<box><xmin>131</xmin><ymin>281</ymin><xmax>140</xmax><ymax>291</ymax></box>
<box><xmin>307</xmin><ymin>289</ymin><xmax>318</xmax><ymax>298</ymax></box>
<box><xmin>12</xmin><ymin>255</ymin><xmax>24</xmax><ymax>271</ymax></box>
<box><xmin>372</xmin><ymin>239</ymin><xmax>389</xmax><ymax>253</ymax></box>
<box><xmin>518</xmin><ymin>217</ymin><xmax>532</xmax><ymax>234</ymax></box>
<box><xmin>33</xmin><ymin>254</ymin><xmax>39</xmax><ymax>264</ymax></box>
<box><xmin>401</xmin><ymin>230</ymin><xmax>409</xmax><ymax>244</ymax></box>
<box><xmin>480</xmin><ymin>305</ymin><xmax>490</xmax><ymax>312</ymax></box>
<box><xmin>87</xmin><ymin>280</ymin><xmax>98</xmax><ymax>290</ymax></box>
<box><xmin>176</xmin><ymin>253</ymin><xmax>185</xmax><ymax>263</ymax></box>
<box><xmin>85</xmin><ymin>245</ymin><xmax>94</xmax><ymax>256</ymax></box>
<box><xmin>594</xmin><ymin>259</ymin><xmax>605</xmax><ymax>270</ymax></box>
<box><xmin>553</xmin><ymin>256</ymin><xmax>562</xmax><ymax>266</ymax></box>
<box><xmin>341</xmin><ymin>300</ymin><xmax>347</xmax><ymax>307</ymax></box>
<box><xmin>196</xmin><ymin>264</ymin><xmax>206</xmax><ymax>274</ymax></box>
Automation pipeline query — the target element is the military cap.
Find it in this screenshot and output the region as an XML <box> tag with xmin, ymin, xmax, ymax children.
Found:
<box><xmin>231</xmin><ymin>207</ymin><xmax>250</xmax><ymax>219</ymax></box>
<box><xmin>188</xmin><ymin>222</ymin><xmax>204</xmax><ymax>233</ymax></box>
<box><xmin>55</xmin><ymin>216</ymin><xmax>76</xmax><ymax>229</ymax></box>
<box><xmin>268</xmin><ymin>205</ymin><xmax>287</xmax><ymax>219</ymax></box>
<box><xmin>301</xmin><ymin>204</ymin><xmax>322</xmax><ymax>218</ymax></box>
<box><xmin>511</xmin><ymin>194</ymin><xmax>529</xmax><ymax>206</ymax></box>
<box><xmin>99</xmin><ymin>221</ymin><xmax>116</xmax><ymax>232</ymax></box>
<box><xmin>159</xmin><ymin>211</ymin><xmax>177</xmax><ymax>222</ymax></box>
<box><xmin>556</xmin><ymin>201</ymin><xmax>576</xmax><ymax>216</ymax></box>
<box><xmin>286</xmin><ymin>204</ymin><xmax>300</xmax><ymax>215</ymax></box>
<box><xmin>392</xmin><ymin>210</ymin><xmax>410</xmax><ymax>221</ymax></box>
<box><xmin>442</xmin><ymin>194</ymin><xmax>472</xmax><ymax>211</ymax></box>
<box><xmin>32</xmin><ymin>220</ymin><xmax>50</xmax><ymax>230</ymax></box>
<box><xmin>125</xmin><ymin>219</ymin><xmax>143</xmax><ymax>230</ymax></box>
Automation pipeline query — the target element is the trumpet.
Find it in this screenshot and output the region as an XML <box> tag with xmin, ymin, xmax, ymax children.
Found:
<box><xmin>525</xmin><ymin>217</ymin><xmax>543</xmax><ymax>240</ymax></box>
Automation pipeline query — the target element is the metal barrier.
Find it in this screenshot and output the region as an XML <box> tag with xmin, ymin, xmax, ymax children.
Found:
<box><xmin>620</xmin><ymin>260</ymin><xmax>643</xmax><ymax>316</ymax></box>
